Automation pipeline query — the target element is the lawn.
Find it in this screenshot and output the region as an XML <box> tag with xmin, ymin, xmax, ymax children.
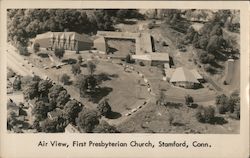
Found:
<box><xmin>26</xmin><ymin>51</ymin><xmax>150</xmax><ymax>114</ymax></box>
<box><xmin>117</xmin><ymin>100</ymin><xmax>240</xmax><ymax>134</ymax></box>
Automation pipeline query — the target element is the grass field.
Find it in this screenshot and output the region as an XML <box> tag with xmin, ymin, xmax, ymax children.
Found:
<box><xmin>26</xmin><ymin>51</ymin><xmax>150</xmax><ymax>115</ymax></box>
<box><xmin>117</xmin><ymin>100</ymin><xmax>240</xmax><ymax>134</ymax></box>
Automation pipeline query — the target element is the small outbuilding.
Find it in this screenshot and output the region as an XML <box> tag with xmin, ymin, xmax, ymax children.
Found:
<box><xmin>170</xmin><ymin>67</ymin><xmax>202</xmax><ymax>89</ymax></box>
<box><xmin>65</xmin><ymin>123</ymin><xmax>80</xmax><ymax>133</ymax></box>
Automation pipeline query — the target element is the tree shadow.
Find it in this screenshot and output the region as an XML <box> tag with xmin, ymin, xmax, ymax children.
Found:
<box><xmin>90</xmin><ymin>87</ymin><xmax>113</xmax><ymax>103</ymax></box>
<box><xmin>209</xmin><ymin>116</ymin><xmax>228</xmax><ymax>125</ymax></box>
<box><xmin>19</xmin><ymin>109</ymin><xmax>27</xmax><ymax>116</ymax></box>
<box><xmin>108</xmin><ymin>47</ymin><xmax>118</xmax><ymax>54</ymax></box>
<box><xmin>62</xmin><ymin>58</ymin><xmax>77</xmax><ymax>64</ymax></box>
<box><xmin>94</xmin><ymin>73</ymin><xmax>119</xmax><ymax>84</ymax></box>
<box><xmin>122</xmin><ymin>20</ymin><xmax>137</xmax><ymax>25</ymax></box>
<box><xmin>210</xmin><ymin>61</ymin><xmax>223</xmax><ymax>69</ymax></box>
<box><xmin>37</xmin><ymin>53</ymin><xmax>49</xmax><ymax>58</ymax></box>
<box><xmin>106</xmin><ymin>111</ymin><xmax>122</xmax><ymax>119</ymax></box>
<box><xmin>172</xmin><ymin>122</ymin><xmax>185</xmax><ymax>126</ymax></box>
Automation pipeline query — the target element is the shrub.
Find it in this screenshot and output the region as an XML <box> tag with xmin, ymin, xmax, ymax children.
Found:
<box><xmin>161</xmin><ymin>41</ymin><xmax>168</xmax><ymax>46</ymax></box>
<box><xmin>185</xmin><ymin>95</ymin><xmax>193</xmax><ymax>106</ymax></box>
<box><xmin>196</xmin><ymin>105</ymin><xmax>215</xmax><ymax>123</ymax></box>
<box><xmin>7</xmin><ymin>69</ymin><xmax>16</xmax><ymax>79</ymax></box>
<box><xmin>60</xmin><ymin>74</ymin><xmax>70</xmax><ymax>85</ymax></box>
<box><xmin>33</xmin><ymin>43</ymin><xmax>40</xmax><ymax>53</ymax></box>
<box><xmin>17</xmin><ymin>45</ymin><xmax>29</xmax><ymax>56</ymax></box>
<box><xmin>139</xmin><ymin>61</ymin><xmax>145</xmax><ymax>66</ymax></box>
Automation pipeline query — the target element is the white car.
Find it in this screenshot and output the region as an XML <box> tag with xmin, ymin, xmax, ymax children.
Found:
<box><xmin>131</xmin><ymin>108</ymin><xmax>137</xmax><ymax>113</ymax></box>
<box><xmin>125</xmin><ymin>112</ymin><xmax>132</xmax><ymax>116</ymax></box>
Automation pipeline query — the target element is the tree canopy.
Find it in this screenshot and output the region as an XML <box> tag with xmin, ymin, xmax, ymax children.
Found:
<box><xmin>76</xmin><ymin>109</ymin><xmax>100</xmax><ymax>133</ymax></box>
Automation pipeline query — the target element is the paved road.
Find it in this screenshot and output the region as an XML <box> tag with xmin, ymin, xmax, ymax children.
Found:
<box><xmin>7</xmin><ymin>45</ymin><xmax>95</xmax><ymax>109</ymax></box>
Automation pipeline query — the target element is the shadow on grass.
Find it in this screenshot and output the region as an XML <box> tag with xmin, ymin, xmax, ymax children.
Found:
<box><xmin>94</xmin><ymin>73</ymin><xmax>119</xmax><ymax>84</ymax></box>
<box><xmin>62</xmin><ymin>58</ymin><xmax>77</xmax><ymax>64</ymax></box>
<box><xmin>108</xmin><ymin>47</ymin><xmax>118</xmax><ymax>54</ymax></box>
<box><xmin>90</xmin><ymin>87</ymin><xmax>113</xmax><ymax>103</ymax></box>
<box><xmin>106</xmin><ymin>111</ymin><xmax>122</xmax><ymax>119</ymax></box>
<box><xmin>209</xmin><ymin>116</ymin><xmax>228</xmax><ymax>125</ymax></box>
<box><xmin>172</xmin><ymin>122</ymin><xmax>185</xmax><ymax>126</ymax></box>
<box><xmin>37</xmin><ymin>53</ymin><xmax>49</xmax><ymax>58</ymax></box>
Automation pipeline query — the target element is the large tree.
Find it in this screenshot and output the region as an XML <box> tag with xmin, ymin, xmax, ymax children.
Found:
<box><xmin>97</xmin><ymin>99</ymin><xmax>112</xmax><ymax>117</ymax></box>
<box><xmin>76</xmin><ymin>109</ymin><xmax>99</xmax><ymax>133</ymax></box>
<box><xmin>32</xmin><ymin>100</ymin><xmax>49</xmax><ymax>121</ymax></box>
<box><xmin>48</xmin><ymin>85</ymin><xmax>65</xmax><ymax>103</ymax></box>
<box><xmin>196</xmin><ymin>105</ymin><xmax>215</xmax><ymax>123</ymax></box>
<box><xmin>71</xmin><ymin>64</ymin><xmax>81</xmax><ymax>76</ymax></box>
<box><xmin>63</xmin><ymin>100</ymin><xmax>82</xmax><ymax>124</ymax></box>
<box><xmin>87</xmin><ymin>61</ymin><xmax>96</xmax><ymax>75</ymax></box>
<box><xmin>93</xmin><ymin>120</ymin><xmax>119</xmax><ymax>133</ymax></box>
<box><xmin>38</xmin><ymin>80</ymin><xmax>53</xmax><ymax>97</ymax></box>
<box><xmin>54</xmin><ymin>48</ymin><xmax>65</xmax><ymax>59</ymax></box>
<box><xmin>23</xmin><ymin>81</ymin><xmax>39</xmax><ymax>101</ymax></box>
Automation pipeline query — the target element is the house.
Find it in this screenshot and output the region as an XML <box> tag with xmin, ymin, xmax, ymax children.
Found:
<box><xmin>28</xmin><ymin>99</ymin><xmax>37</xmax><ymax>109</ymax></box>
<box><xmin>64</xmin><ymin>123</ymin><xmax>80</xmax><ymax>133</ymax></box>
<box><xmin>47</xmin><ymin>108</ymin><xmax>63</xmax><ymax>121</ymax></box>
<box><xmin>170</xmin><ymin>67</ymin><xmax>202</xmax><ymax>89</ymax></box>
<box><xmin>7</xmin><ymin>99</ymin><xmax>20</xmax><ymax>116</ymax></box>
<box><xmin>34</xmin><ymin>32</ymin><xmax>93</xmax><ymax>51</ymax></box>
<box><xmin>132</xmin><ymin>53</ymin><xmax>170</xmax><ymax>67</ymax></box>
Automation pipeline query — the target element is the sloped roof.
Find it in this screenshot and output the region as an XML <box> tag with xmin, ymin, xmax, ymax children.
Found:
<box><xmin>190</xmin><ymin>69</ymin><xmax>203</xmax><ymax>80</ymax></box>
<box><xmin>132</xmin><ymin>54</ymin><xmax>151</xmax><ymax>61</ymax></box>
<box><xmin>132</xmin><ymin>53</ymin><xmax>169</xmax><ymax>61</ymax></box>
<box><xmin>35</xmin><ymin>32</ymin><xmax>92</xmax><ymax>43</ymax></box>
<box><xmin>170</xmin><ymin>67</ymin><xmax>199</xmax><ymax>83</ymax></box>
<box><xmin>65</xmin><ymin>123</ymin><xmax>80</xmax><ymax>133</ymax></box>
<box><xmin>150</xmin><ymin>53</ymin><xmax>169</xmax><ymax>61</ymax></box>
<box><xmin>7</xmin><ymin>99</ymin><xmax>19</xmax><ymax>111</ymax></box>
<box><xmin>94</xmin><ymin>36</ymin><xmax>106</xmax><ymax>44</ymax></box>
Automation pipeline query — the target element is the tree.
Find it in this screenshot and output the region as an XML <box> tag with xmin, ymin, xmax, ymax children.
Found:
<box><xmin>198</xmin><ymin>36</ymin><xmax>209</xmax><ymax>50</ymax></box>
<box><xmin>97</xmin><ymin>99</ymin><xmax>112</xmax><ymax>117</ymax></box>
<box><xmin>48</xmin><ymin>85</ymin><xmax>64</xmax><ymax>103</ymax></box>
<box><xmin>54</xmin><ymin>48</ymin><xmax>65</xmax><ymax>59</ymax></box>
<box><xmin>185</xmin><ymin>95</ymin><xmax>194</xmax><ymax>106</ymax></box>
<box><xmin>71</xmin><ymin>64</ymin><xmax>81</xmax><ymax>76</ymax></box>
<box><xmin>93</xmin><ymin>120</ymin><xmax>119</xmax><ymax>133</ymax></box>
<box><xmin>206</xmin><ymin>35</ymin><xmax>225</xmax><ymax>53</ymax></box>
<box><xmin>156</xmin><ymin>90</ymin><xmax>166</xmax><ymax>106</ymax></box>
<box><xmin>33</xmin><ymin>43</ymin><xmax>40</xmax><ymax>53</ymax></box>
<box><xmin>64</xmin><ymin>100</ymin><xmax>82</xmax><ymax>124</ymax></box>
<box><xmin>13</xmin><ymin>78</ymin><xmax>21</xmax><ymax>91</ymax></box>
<box><xmin>87</xmin><ymin>61</ymin><xmax>96</xmax><ymax>75</ymax></box>
<box><xmin>76</xmin><ymin>109</ymin><xmax>99</xmax><ymax>133</ymax></box>
<box><xmin>38</xmin><ymin>80</ymin><xmax>53</xmax><ymax>97</ymax></box>
<box><xmin>197</xmin><ymin>49</ymin><xmax>215</xmax><ymax>64</ymax></box>
<box><xmin>23</xmin><ymin>81</ymin><xmax>39</xmax><ymax>101</ymax></box>
<box><xmin>60</xmin><ymin>74</ymin><xmax>70</xmax><ymax>85</ymax></box>
<box><xmin>196</xmin><ymin>105</ymin><xmax>215</xmax><ymax>123</ymax></box>
<box><xmin>56</xmin><ymin>90</ymin><xmax>70</xmax><ymax>108</ymax></box>
<box><xmin>78</xmin><ymin>55</ymin><xmax>83</xmax><ymax>63</ymax></box>
<box><xmin>40</xmin><ymin>117</ymin><xmax>67</xmax><ymax>133</ymax></box>
<box><xmin>32</xmin><ymin>100</ymin><xmax>49</xmax><ymax>121</ymax></box>
<box><xmin>17</xmin><ymin>44</ymin><xmax>29</xmax><ymax>56</ymax></box>
<box><xmin>78</xmin><ymin>75</ymin><xmax>97</xmax><ymax>98</ymax></box>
